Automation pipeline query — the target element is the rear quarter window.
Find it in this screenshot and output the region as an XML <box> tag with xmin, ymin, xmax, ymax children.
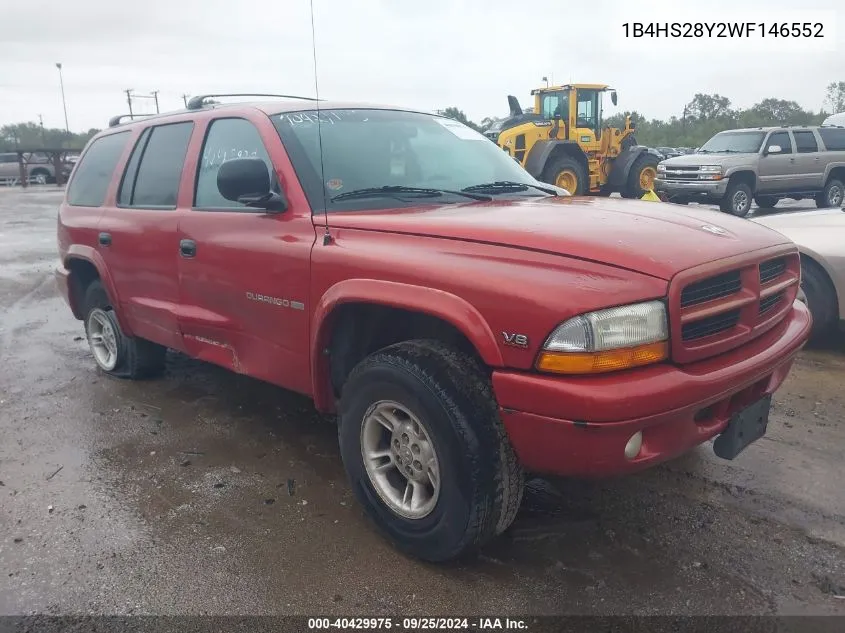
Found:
<box><xmin>819</xmin><ymin>128</ymin><xmax>845</xmax><ymax>151</ymax></box>
<box><xmin>66</xmin><ymin>132</ymin><xmax>130</xmax><ymax>207</ymax></box>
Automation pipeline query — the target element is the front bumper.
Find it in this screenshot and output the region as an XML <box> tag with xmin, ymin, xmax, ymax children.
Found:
<box><xmin>655</xmin><ymin>177</ymin><xmax>728</xmax><ymax>201</ymax></box>
<box><xmin>493</xmin><ymin>301</ymin><xmax>811</xmax><ymax>477</ymax></box>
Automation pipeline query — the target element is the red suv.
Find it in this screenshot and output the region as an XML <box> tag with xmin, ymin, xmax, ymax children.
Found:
<box><xmin>56</xmin><ymin>95</ymin><xmax>812</xmax><ymax>561</ymax></box>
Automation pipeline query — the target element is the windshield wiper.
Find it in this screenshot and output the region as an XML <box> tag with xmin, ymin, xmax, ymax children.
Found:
<box><xmin>330</xmin><ymin>185</ymin><xmax>491</xmax><ymax>202</ymax></box>
<box><xmin>462</xmin><ymin>180</ymin><xmax>558</xmax><ymax>196</ymax></box>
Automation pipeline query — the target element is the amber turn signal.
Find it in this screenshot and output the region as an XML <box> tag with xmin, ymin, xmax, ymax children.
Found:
<box><xmin>536</xmin><ymin>341</ymin><xmax>669</xmax><ymax>375</ymax></box>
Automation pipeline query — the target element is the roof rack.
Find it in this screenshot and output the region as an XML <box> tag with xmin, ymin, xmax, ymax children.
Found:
<box><xmin>108</xmin><ymin>113</ymin><xmax>155</xmax><ymax>128</ymax></box>
<box><xmin>186</xmin><ymin>93</ymin><xmax>320</xmax><ymax>110</ymax></box>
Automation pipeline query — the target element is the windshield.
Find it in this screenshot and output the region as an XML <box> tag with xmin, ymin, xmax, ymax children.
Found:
<box><xmin>699</xmin><ymin>131</ymin><xmax>766</xmax><ymax>154</ymax></box>
<box><xmin>272</xmin><ymin>108</ymin><xmax>546</xmax><ymax>211</ymax></box>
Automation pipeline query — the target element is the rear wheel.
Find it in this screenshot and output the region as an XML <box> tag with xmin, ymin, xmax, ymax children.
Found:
<box><xmin>542</xmin><ymin>156</ymin><xmax>587</xmax><ymax>195</ymax></box>
<box><xmin>83</xmin><ymin>281</ymin><xmax>166</xmax><ymax>379</ymax></box>
<box><xmin>30</xmin><ymin>169</ymin><xmax>50</xmax><ymax>185</ymax></box>
<box><xmin>622</xmin><ymin>153</ymin><xmax>659</xmax><ymax>199</ymax></box>
<box><xmin>338</xmin><ymin>340</ymin><xmax>524</xmax><ymax>562</ymax></box>
<box><xmin>815</xmin><ymin>178</ymin><xmax>844</xmax><ymax>209</ymax></box>
<box><xmin>720</xmin><ymin>181</ymin><xmax>752</xmax><ymax>217</ymax></box>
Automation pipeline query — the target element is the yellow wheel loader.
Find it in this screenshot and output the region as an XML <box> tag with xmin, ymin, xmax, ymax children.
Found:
<box><xmin>486</xmin><ymin>84</ymin><xmax>661</xmax><ymax>198</ymax></box>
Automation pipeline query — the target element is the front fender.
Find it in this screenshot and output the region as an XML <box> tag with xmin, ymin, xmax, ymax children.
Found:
<box><xmin>607</xmin><ymin>146</ymin><xmax>662</xmax><ymax>190</ymax></box>
<box><xmin>310</xmin><ymin>279</ymin><xmax>503</xmax><ymax>411</ymax></box>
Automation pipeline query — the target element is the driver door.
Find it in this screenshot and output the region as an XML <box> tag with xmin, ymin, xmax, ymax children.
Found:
<box><xmin>757</xmin><ymin>131</ymin><xmax>797</xmax><ymax>193</ymax></box>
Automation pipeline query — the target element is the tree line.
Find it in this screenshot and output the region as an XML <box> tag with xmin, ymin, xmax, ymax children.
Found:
<box><xmin>444</xmin><ymin>81</ymin><xmax>845</xmax><ymax>149</ymax></box>
<box><xmin>0</xmin><ymin>122</ymin><xmax>99</xmax><ymax>152</ymax></box>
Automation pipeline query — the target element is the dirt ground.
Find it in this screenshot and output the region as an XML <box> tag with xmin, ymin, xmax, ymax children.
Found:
<box><xmin>1</xmin><ymin>187</ymin><xmax>843</xmax><ymax>617</ymax></box>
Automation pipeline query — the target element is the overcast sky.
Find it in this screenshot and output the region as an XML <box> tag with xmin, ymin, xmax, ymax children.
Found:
<box><xmin>0</xmin><ymin>0</ymin><xmax>841</xmax><ymax>132</ymax></box>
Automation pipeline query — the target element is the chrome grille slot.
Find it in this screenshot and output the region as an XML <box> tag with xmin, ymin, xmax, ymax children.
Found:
<box><xmin>759</xmin><ymin>258</ymin><xmax>786</xmax><ymax>285</ymax></box>
<box><xmin>680</xmin><ymin>270</ymin><xmax>742</xmax><ymax>308</ymax></box>
<box><xmin>681</xmin><ymin>309</ymin><xmax>741</xmax><ymax>341</ymax></box>
<box><xmin>759</xmin><ymin>292</ymin><xmax>784</xmax><ymax>315</ymax></box>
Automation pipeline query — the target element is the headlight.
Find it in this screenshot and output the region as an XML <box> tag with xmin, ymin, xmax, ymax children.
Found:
<box><xmin>536</xmin><ymin>300</ymin><xmax>669</xmax><ymax>375</ymax></box>
<box><xmin>657</xmin><ymin>163</ymin><xmax>666</xmax><ymax>172</ymax></box>
<box><xmin>699</xmin><ymin>165</ymin><xmax>722</xmax><ymax>172</ymax></box>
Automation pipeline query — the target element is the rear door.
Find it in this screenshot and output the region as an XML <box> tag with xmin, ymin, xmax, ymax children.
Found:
<box><xmin>96</xmin><ymin>121</ymin><xmax>194</xmax><ymax>350</ymax></box>
<box><xmin>792</xmin><ymin>129</ymin><xmax>824</xmax><ymax>190</ymax></box>
<box><xmin>757</xmin><ymin>130</ymin><xmax>797</xmax><ymax>193</ymax></box>
<box><xmin>176</xmin><ymin>112</ymin><xmax>315</xmax><ymax>394</ymax></box>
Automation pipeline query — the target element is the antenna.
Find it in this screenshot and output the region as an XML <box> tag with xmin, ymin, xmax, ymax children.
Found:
<box><xmin>310</xmin><ymin>0</ymin><xmax>331</xmax><ymax>246</ymax></box>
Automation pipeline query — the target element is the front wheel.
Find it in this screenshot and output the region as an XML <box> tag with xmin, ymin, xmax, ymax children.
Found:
<box><xmin>801</xmin><ymin>259</ymin><xmax>838</xmax><ymax>342</ymax></box>
<box><xmin>542</xmin><ymin>156</ymin><xmax>588</xmax><ymax>195</ymax></box>
<box><xmin>621</xmin><ymin>153</ymin><xmax>659</xmax><ymax>199</ymax></box>
<box><xmin>720</xmin><ymin>181</ymin><xmax>753</xmax><ymax>217</ymax></box>
<box><xmin>338</xmin><ymin>340</ymin><xmax>524</xmax><ymax>562</ymax></box>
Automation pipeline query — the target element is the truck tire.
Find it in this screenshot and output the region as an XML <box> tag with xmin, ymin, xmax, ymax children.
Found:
<box><xmin>720</xmin><ymin>181</ymin><xmax>753</xmax><ymax>217</ymax></box>
<box><xmin>542</xmin><ymin>155</ymin><xmax>587</xmax><ymax>195</ymax></box>
<box><xmin>83</xmin><ymin>281</ymin><xmax>166</xmax><ymax>379</ymax></box>
<box><xmin>754</xmin><ymin>195</ymin><xmax>778</xmax><ymax>210</ymax></box>
<box><xmin>621</xmin><ymin>153</ymin><xmax>659</xmax><ymax>199</ymax></box>
<box><xmin>338</xmin><ymin>340</ymin><xmax>524</xmax><ymax>562</ymax></box>
<box><xmin>815</xmin><ymin>178</ymin><xmax>844</xmax><ymax>209</ymax></box>
<box><xmin>801</xmin><ymin>258</ymin><xmax>837</xmax><ymax>342</ymax></box>
<box><xmin>30</xmin><ymin>168</ymin><xmax>50</xmax><ymax>185</ymax></box>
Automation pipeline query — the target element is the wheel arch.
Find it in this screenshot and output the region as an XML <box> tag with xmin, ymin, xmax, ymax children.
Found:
<box><xmin>62</xmin><ymin>245</ymin><xmax>133</xmax><ymax>334</ymax></box>
<box><xmin>607</xmin><ymin>146</ymin><xmax>660</xmax><ymax>191</ymax></box>
<box><xmin>822</xmin><ymin>164</ymin><xmax>845</xmax><ymax>187</ymax></box>
<box><xmin>725</xmin><ymin>169</ymin><xmax>758</xmax><ymax>192</ymax></box>
<box><xmin>524</xmin><ymin>140</ymin><xmax>587</xmax><ymax>181</ymax></box>
<box><xmin>310</xmin><ymin>280</ymin><xmax>503</xmax><ymax>412</ymax></box>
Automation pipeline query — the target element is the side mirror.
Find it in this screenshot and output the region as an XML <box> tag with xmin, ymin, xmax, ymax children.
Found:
<box><xmin>610</xmin><ymin>90</ymin><xmax>618</xmax><ymax>106</ymax></box>
<box><xmin>765</xmin><ymin>145</ymin><xmax>782</xmax><ymax>155</ymax></box>
<box><xmin>217</xmin><ymin>158</ymin><xmax>287</xmax><ymax>212</ymax></box>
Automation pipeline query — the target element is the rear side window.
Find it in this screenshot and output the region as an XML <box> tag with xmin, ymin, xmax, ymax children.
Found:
<box><xmin>119</xmin><ymin>122</ymin><xmax>193</xmax><ymax>208</ymax></box>
<box><xmin>66</xmin><ymin>132</ymin><xmax>129</xmax><ymax>207</ymax></box>
<box><xmin>793</xmin><ymin>131</ymin><xmax>818</xmax><ymax>153</ymax></box>
<box><xmin>819</xmin><ymin>128</ymin><xmax>845</xmax><ymax>151</ymax></box>
<box><xmin>766</xmin><ymin>131</ymin><xmax>792</xmax><ymax>154</ymax></box>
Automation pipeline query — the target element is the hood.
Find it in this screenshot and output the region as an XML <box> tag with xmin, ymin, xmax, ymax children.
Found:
<box><xmin>661</xmin><ymin>152</ymin><xmax>757</xmax><ymax>167</ymax></box>
<box><xmin>327</xmin><ymin>197</ymin><xmax>791</xmax><ymax>280</ymax></box>
<box><xmin>750</xmin><ymin>208</ymin><xmax>845</xmax><ymax>231</ymax></box>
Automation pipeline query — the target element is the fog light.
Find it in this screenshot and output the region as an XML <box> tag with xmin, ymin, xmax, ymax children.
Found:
<box><xmin>624</xmin><ymin>431</ymin><xmax>643</xmax><ymax>460</ymax></box>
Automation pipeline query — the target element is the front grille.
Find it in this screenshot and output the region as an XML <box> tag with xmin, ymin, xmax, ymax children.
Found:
<box><xmin>682</xmin><ymin>309</ymin><xmax>741</xmax><ymax>341</ymax></box>
<box><xmin>759</xmin><ymin>292</ymin><xmax>783</xmax><ymax>315</ymax></box>
<box><xmin>759</xmin><ymin>258</ymin><xmax>786</xmax><ymax>285</ymax></box>
<box><xmin>670</xmin><ymin>249</ymin><xmax>801</xmax><ymax>364</ymax></box>
<box><xmin>680</xmin><ymin>270</ymin><xmax>742</xmax><ymax>308</ymax></box>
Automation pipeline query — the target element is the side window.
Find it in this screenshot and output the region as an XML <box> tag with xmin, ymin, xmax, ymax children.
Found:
<box><xmin>793</xmin><ymin>131</ymin><xmax>818</xmax><ymax>153</ymax></box>
<box><xmin>66</xmin><ymin>132</ymin><xmax>130</xmax><ymax>207</ymax></box>
<box><xmin>120</xmin><ymin>122</ymin><xmax>193</xmax><ymax>208</ymax></box>
<box><xmin>766</xmin><ymin>131</ymin><xmax>792</xmax><ymax>154</ymax></box>
<box><xmin>117</xmin><ymin>128</ymin><xmax>151</xmax><ymax>206</ymax></box>
<box><xmin>819</xmin><ymin>128</ymin><xmax>845</xmax><ymax>151</ymax></box>
<box><xmin>194</xmin><ymin>118</ymin><xmax>274</xmax><ymax>210</ymax></box>
<box><xmin>540</xmin><ymin>93</ymin><xmax>564</xmax><ymax>119</ymax></box>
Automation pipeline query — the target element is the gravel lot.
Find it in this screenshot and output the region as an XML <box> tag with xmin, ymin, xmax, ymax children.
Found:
<box><xmin>1</xmin><ymin>187</ymin><xmax>843</xmax><ymax>618</ymax></box>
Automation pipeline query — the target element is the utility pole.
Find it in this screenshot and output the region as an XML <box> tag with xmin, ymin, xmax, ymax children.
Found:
<box><xmin>55</xmin><ymin>63</ymin><xmax>70</xmax><ymax>133</ymax></box>
<box><xmin>124</xmin><ymin>89</ymin><xmax>134</xmax><ymax>118</ymax></box>
<box><xmin>151</xmin><ymin>90</ymin><xmax>160</xmax><ymax>114</ymax></box>
<box><xmin>38</xmin><ymin>114</ymin><xmax>46</xmax><ymax>146</ymax></box>
<box><xmin>181</xmin><ymin>94</ymin><xmax>189</xmax><ymax>108</ymax></box>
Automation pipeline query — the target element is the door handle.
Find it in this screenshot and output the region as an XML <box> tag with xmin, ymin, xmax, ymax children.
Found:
<box><xmin>98</xmin><ymin>232</ymin><xmax>111</xmax><ymax>246</ymax></box>
<box><xmin>179</xmin><ymin>239</ymin><xmax>197</xmax><ymax>258</ymax></box>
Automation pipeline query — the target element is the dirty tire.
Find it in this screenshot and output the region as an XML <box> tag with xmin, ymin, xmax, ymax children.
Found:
<box><xmin>542</xmin><ymin>155</ymin><xmax>587</xmax><ymax>195</ymax></box>
<box><xmin>801</xmin><ymin>258</ymin><xmax>837</xmax><ymax>342</ymax></box>
<box><xmin>720</xmin><ymin>181</ymin><xmax>753</xmax><ymax>217</ymax></box>
<box><xmin>338</xmin><ymin>340</ymin><xmax>524</xmax><ymax>562</ymax></box>
<box><xmin>83</xmin><ymin>281</ymin><xmax>166</xmax><ymax>379</ymax></box>
<box><xmin>754</xmin><ymin>195</ymin><xmax>778</xmax><ymax>209</ymax></box>
<box><xmin>814</xmin><ymin>178</ymin><xmax>844</xmax><ymax>209</ymax></box>
<box><xmin>621</xmin><ymin>153</ymin><xmax>659</xmax><ymax>199</ymax></box>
